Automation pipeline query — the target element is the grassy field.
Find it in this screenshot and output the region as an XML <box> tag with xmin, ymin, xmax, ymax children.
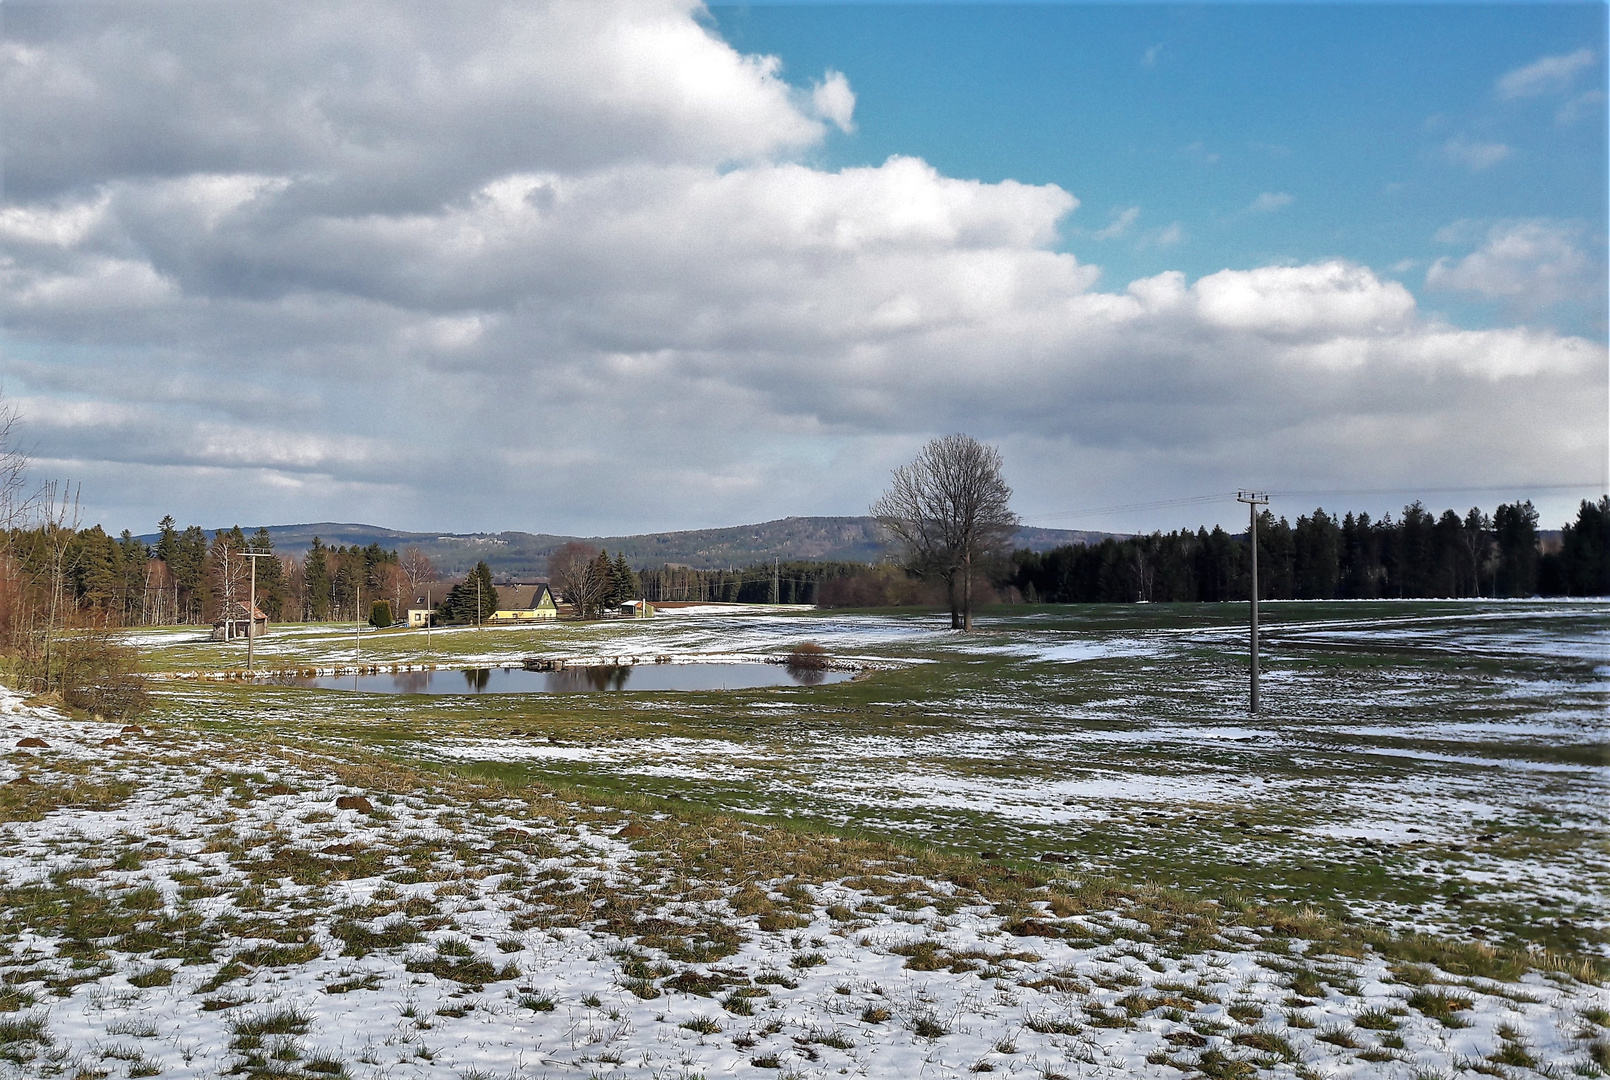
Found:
<box><xmin>0</xmin><ymin>599</ymin><xmax>1604</xmax><ymax>1077</ymax></box>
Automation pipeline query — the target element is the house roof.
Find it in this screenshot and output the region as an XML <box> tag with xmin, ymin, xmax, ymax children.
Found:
<box><xmin>214</xmin><ymin>601</ymin><xmax>267</xmax><ymax>623</ymax></box>
<box><xmin>495</xmin><ymin>583</ymin><xmax>554</xmax><ymax>610</ymax></box>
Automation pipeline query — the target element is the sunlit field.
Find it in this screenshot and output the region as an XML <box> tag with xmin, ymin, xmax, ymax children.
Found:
<box><xmin>1</xmin><ymin>600</ymin><xmax>1604</xmax><ymax>1078</ymax></box>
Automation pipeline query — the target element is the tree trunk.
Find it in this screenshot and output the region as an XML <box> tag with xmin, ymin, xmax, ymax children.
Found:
<box><xmin>962</xmin><ymin>551</ymin><xmax>973</xmax><ymax>631</ymax></box>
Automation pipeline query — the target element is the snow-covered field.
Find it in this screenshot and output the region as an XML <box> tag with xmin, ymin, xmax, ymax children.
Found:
<box><xmin>1</xmin><ymin>688</ymin><xmax>1605</xmax><ymax>1079</ymax></box>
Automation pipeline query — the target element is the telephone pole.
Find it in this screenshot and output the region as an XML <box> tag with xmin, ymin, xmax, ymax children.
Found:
<box><xmin>1237</xmin><ymin>491</ymin><xmax>1270</xmax><ymax>713</ymax></box>
<box><xmin>241</xmin><ymin>551</ymin><xmax>274</xmax><ymax>672</ymax></box>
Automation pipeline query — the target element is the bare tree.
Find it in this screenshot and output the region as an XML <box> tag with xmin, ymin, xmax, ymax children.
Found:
<box><xmin>871</xmin><ymin>434</ymin><xmax>1018</xmax><ymax>631</ymax></box>
<box><xmin>547</xmin><ymin>541</ymin><xmax>607</xmax><ymax>619</ymax></box>
<box><xmin>400</xmin><ymin>546</ymin><xmax>437</xmax><ymax>594</ymax></box>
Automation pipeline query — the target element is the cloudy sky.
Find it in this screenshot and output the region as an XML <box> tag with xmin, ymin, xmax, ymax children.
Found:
<box><xmin>2</xmin><ymin>0</ymin><xmax>1605</xmax><ymax>538</ymax></box>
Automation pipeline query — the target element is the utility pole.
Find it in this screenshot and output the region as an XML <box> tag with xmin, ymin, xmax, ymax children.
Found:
<box><xmin>425</xmin><ymin>586</ymin><xmax>431</xmax><ymax>655</ymax></box>
<box><xmin>356</xmin><ymin>583</ymin><xmax>362</xmax><ymax>660</ymax></box>
<box><xmin>241</xmin><ymin>551</ymin><xmax>274</xmax><ymax>672</ymax></box>
<box><xmin>772</xmin><ymin>557</ymin><xmax>779</xmax><ymax>605</ymax></box>
<box><xmin>1237</xmin><ymin>491</ymin><xmax>1270</xmax><ymax>714</ymax></box>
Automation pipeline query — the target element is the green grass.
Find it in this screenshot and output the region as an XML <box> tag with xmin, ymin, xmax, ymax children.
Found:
<box><xmin>122</xmin><ymin>600</ymin><xmax>1610</xmax><ymax>971</ymax></box>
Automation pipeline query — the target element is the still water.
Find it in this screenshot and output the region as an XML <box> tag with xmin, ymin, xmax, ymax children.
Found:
<box><xmin>290</xmin><ymin>663</ymin><xmax>852</xmax><ymax>694</ymax></box>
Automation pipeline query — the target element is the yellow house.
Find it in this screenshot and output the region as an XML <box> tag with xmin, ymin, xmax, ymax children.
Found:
<box><xmin>489</xmin><ymin>584</ymin><xmax>558</xmax><ymax>623</ymax></box>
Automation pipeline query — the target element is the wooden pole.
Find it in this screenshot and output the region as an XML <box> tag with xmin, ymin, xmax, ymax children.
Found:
<box><xmin>1237</xmin><ymin>491</ymin><xmax>1269</xmax><ymax>714</ymax></box>
<box><xmin>241</xmin><ymin>551</ymin><xmax>273</xmax><ymax>673</ymax></box>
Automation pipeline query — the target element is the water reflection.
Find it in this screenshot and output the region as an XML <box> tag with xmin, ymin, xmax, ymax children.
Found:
<box><xmin>785</xmin><ymin>661</ymin><xmax>828</xmax><ymax>686</ymax></box>
<box><xmin>392</xmin><ymin>671</ymin><xmax>432</xmax><ymax>694</ymax></box>
<box><xmin>287</xmin><ymin>662</ymin><xmax>852</xmax><ymax>695</ymax></box>
<box><xmin>547</xmin><ymin>665</ymin><xmax>631</xmax><ymax>692</ymax></box>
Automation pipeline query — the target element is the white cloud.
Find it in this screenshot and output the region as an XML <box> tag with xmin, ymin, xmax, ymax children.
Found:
<box><xmin>1556</xmin><ymin>89</ymin><xmax>1605</xmax><ymax>126</ymax></box>
<box><xmin>1496</xmin><ymin>48</ymin><xmax>1595</xmax><ymax>99</ymax></box>
<box><xmin>1440</xmin><ymin>136</ymin><xmax>1513</xmax><ymax>171</ymax></box>
<box><xmin>1093</xmin><ymin>206</ymin><xmax>1139</xmax><ymax>240</ymax></box>
<box><xmin>0</xmin><ymin>0</ymin><xmax>1599</xmax><ymax>534</ymax></box>
<box><xmin>810</xmin><ymin>69</ymin><xmax>856</xmax><ymax>134</ymax></box>
<box><xmin>1249</xmin><ymin>192</ymin><xmax>1293</xmax><ymax>213</ymax></box>
<box><xmin>1427</xmin><ymin>219</ymin><xmax>1606</xmax><ymax>316</ymax></box>
<box><xmin>1193</xmin><ymin>262</ymin><xmax>1416</xmax><ymax>337</ymax></box>
<box><xmin>1149</xmin><ymin>222</ymin><xmax>1185</xmax><ymax>247</ymax></box>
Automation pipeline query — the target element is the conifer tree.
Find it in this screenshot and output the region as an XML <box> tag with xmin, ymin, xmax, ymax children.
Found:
<box><xmin>304</xmin><ymin>537</ymin><xmax>331</xmax><ymax>620</ymax></box>
<box><xmin>440</xmin><ymin>561</ymin><xmax>496</xmax><ymax>624</ymax></box>
<box><xmin>612</xmin><ymin>553</ymin><xmax>639</xmax><ymax>604</ymax></box>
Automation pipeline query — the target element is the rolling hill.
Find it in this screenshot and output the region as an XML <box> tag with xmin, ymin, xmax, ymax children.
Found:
<box><xmin>138</xmin><ymin>517</ymin><xmax>1117</xmax><ymax>578</ymax></box>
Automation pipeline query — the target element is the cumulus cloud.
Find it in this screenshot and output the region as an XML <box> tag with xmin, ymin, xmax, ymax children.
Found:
<box><xmin>1427</xmin><ymin>219</ymin><xmax>1607</xmax><ymax>319</ymax></box>
<box><xmin>1249</xmin><ymin>192</ymin><xmax>1294</xmax><ymax>213</ymax></box>
<box><xmin>1496</xmin><ymin>48</ymin><xmax>1595</xmax><ymax>99</ymax></box>
<box><xmin>0</xmin><ymin>0</ymin><xmax>1600</xmax><ymax>534</ymax></box>
<box><xmin>810</xmin><ymin>70</ymin><xmax>856</xmax><ymax>133</ymax></box>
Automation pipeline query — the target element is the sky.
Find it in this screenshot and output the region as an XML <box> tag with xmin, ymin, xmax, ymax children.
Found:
<box><xmin>1</xmin><ymin>0</ymin><xmax>1605</xmax><ymax>538</ymax></box>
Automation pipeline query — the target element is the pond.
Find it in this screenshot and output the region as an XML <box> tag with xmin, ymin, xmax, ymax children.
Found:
<box><xmin>288</xmin><ymin>662</ymin><xmax>854</xmax><ymax>695</ymax></box>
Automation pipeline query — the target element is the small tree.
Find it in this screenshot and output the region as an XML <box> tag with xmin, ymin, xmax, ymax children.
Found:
<box><xmin>369</xmin><ymin>600</ymin><xmax>393</xmax><ymax>628</ymax></box>
<box><xmin>549</xmin><ymin>542</ymin><xmax>607</xmax><ymax>618</ymax></box>
<box><xmin>400</xmin><ymin>546</ymin><xmax>437</xmax><ymax>593</ymax></box>
<box><xmin>438</xmin><ymin>561</ymin><xmax>496</xmax><ymax>624</ymax></box>
<box><xmin>612</xmin><ymin>552</ymin><xmax>639</xmax><ymax>603</ymax></box>
<box><xmin>872</xmin><ymin>434</ymin><xmax>1018</xmax><ymax>631</ymax></box>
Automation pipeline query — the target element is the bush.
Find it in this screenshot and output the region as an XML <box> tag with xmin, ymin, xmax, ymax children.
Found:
<box><xmin>814</xmin><ymin>565</ymin><xmax>952</xmax><ymax>609</ymax></box>
<box><xmin>785</xmin><ymin>642</ymin><xmax>827</xmax><ymax>670</ymax></box>
<box><xmin>369</xmin><ymin>601</ymin><xmax>392</xmax><ymax>628</ymax></box>
<box><xmin>59</xmin><ymin>630</ymin><xmax>149</xmax><ymax>719</ymax></box>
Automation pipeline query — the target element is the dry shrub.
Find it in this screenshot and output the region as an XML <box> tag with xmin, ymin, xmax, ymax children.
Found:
<box><xmin>785</xmin><ymin>642</ymin><xmax>828</xmax><ymax>671</ymax></box>
<box><xmin>60</xmin><ymin>628</ymin><xmax>149</xmax><ymax>719</ymax></box>
<box><xmin>815</xmin><ymin>566</ymin><xmax>948</xmax><ymax>608</ymax></box>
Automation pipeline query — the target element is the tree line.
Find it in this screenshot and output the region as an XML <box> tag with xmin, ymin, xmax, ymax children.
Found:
<box><xmin>1008</xmin><ymin>498</ymin><xmax>1610</xmax><ymax>604</ymax></box>
<box><xmin>24</xmin><ymin>515</ymin><xmax>431</xmax><ymax>627</ymax></box>
<box><xmin>637</xmin><ymin>560</ymin><xmax>867</xmax><ymax>605</ymax></box>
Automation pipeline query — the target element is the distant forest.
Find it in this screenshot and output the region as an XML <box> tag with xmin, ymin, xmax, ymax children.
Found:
<box><xmin>1007</xmin><ymin>498</ymin><xmax>1609</xmax><ymax>604</ymax></box>
<box><xmin>21</xmin><ymin>496</ymin><xmax>1610</xmax><ymax>627</ymax></box>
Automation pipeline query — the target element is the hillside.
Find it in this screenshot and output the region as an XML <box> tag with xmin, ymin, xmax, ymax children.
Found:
<box><xmin>138</xmin><ymin>516</ymin><xmax>1117</xmax><ymax>577</ymax></box>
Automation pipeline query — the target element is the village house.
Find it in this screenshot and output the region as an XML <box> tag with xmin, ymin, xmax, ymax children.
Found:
<box><xmin>489</xmin><ymin>583</ymin><xmax>558</xmax><ymax>623</ymax></box>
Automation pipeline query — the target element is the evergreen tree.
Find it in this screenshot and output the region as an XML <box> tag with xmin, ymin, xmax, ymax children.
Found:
<box><xmin>1557</xmin><ymin>497</ymin><xmax>1610</xmax><ymax>596</ymax></box>
<box><xmin>248</xmin><ymin>527</ymin><xmax>288</xmax><ymax>619</ymax></box>
<box><xmin>612</xmin><ymin>552</ymin><xmax>639</xmax><ymax>604</ymax></box>
<box><xmin>155</xmin><ymin>515</ymin><xmax>179</xmax><ymax>565</ymax></box>
<box><xmin>117</xmin><ymin>529</ymin><xmax>148</xmax><ymax>623</ymax></box>
<box><xmin>1460</xmin><ymin>508</ymin><xmax>1492</xmax><ymax>597</ymax></box>
<box><xmin>332</xmin><ymin>555</ymin><xmax>361</xmax><ymax>620</ymax></box>
<box><xmin>1293</xmin><ymin>509</ymin><xmax>1340</xmax><ymax>599</ymax></box>
<box><xmin>174</xmin><ymin>525</ymin><xmax>209</xmax><ymax>622</ymax></box>
<box><xmin>304</xmin><ymin>537</ymin><xmax>332</xmax><ymax>620</ymax></box>
<box><xmin>1494</xmin><ymin>501</ymin><xmax>1540</xmax><ymax>597</ymax></box>
<box><xmin>440</xmin><ymin>561</ymin><xmax>497</xmax><ymax>624</ymax></box>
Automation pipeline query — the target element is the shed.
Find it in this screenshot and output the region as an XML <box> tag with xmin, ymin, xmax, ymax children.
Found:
<box><xmin>211</xmin><ymin>601</ymin><xmax>268</xmax><ymax>641</ymax></box>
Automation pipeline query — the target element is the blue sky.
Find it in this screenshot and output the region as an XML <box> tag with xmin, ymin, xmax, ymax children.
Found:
<box><xmin>713</xmin><ymin>2</ymin><xmax>1608</xmax><ymax>337</ymax></box>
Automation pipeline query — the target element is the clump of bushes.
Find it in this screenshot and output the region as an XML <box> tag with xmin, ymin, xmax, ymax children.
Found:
<box><xmin>59</xmin><ymin>630</ymin><xmax>149</xmax><ymax>719</ymax></box>
<box><xmin>785</xmin><ymin>642</ymin><xmax>828</xmax><ymax>671</ymax></box>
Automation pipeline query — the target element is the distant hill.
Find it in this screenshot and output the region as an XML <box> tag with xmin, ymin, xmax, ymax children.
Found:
<box><xmin>137</xmin><ymin>516</ymin><xmax>1118</xmax><ymax>578</ymax></box>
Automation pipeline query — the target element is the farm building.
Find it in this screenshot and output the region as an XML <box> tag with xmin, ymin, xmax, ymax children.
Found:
<box><xmin>489</xmin><ymin>584</ymin><xmax>559</xmax><ymax>623</ymax></box>
<box><xmin>211</xmin><ymin>601</ymin><xmax>267</xmax><ymax>641</ymax></box>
